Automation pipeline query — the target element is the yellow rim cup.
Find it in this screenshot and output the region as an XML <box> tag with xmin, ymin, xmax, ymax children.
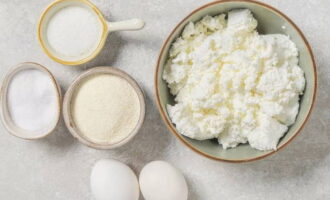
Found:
<box><xmin>37</xmin><ymin>0</ymin><xmax>144</xmax><ymax>66</ymax></box>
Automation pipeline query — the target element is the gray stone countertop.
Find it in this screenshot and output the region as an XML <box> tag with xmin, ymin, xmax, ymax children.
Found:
<box><xmin>0</xmin><ymin>0</ymin><xmax>329</xmax><ymax>199</ymax></box>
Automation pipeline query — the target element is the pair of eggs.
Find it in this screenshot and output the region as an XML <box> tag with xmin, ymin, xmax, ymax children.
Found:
<box><xmin>91</xmin><ymin>159</ymin><xmax>188</xmax><ymax>200</ymax></box>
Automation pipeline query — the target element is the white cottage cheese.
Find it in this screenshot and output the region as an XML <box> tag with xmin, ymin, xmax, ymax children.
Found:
<box><xmin>163</xmin><ymin>9</ymin><xmax>305</xmax><ymax>151</ymax></box>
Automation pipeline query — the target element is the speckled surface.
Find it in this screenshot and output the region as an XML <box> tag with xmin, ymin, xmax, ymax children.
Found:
<box><xmin>0</xmin><ymin>0</ymin><xmax>329</xmax><ymax>199</ymax></box>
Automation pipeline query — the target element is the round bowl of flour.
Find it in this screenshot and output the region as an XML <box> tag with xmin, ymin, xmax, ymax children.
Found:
<box><xmin>63</xmin><ymin>67</ymin><xmax>145</xmax><ymax>149</ymax></box>
<box><xmin>155</xmin><ymin>0</ymin><xmax>317</xmax><ymax>162</ymax></box>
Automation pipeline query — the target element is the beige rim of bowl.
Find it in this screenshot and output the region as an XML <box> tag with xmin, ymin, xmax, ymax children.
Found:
<box><xmin>37</xmin><ymin>0</ymin><xmax>108</xmax><ymax>66</ymax></box>
<box><xmin>63</xmin><ymin>67</ymin><xmax>146</xmax><ymax>149</ymax></box>
<box><xmin>154</xmin><ymin>0</ymin><xmax>317</xmax><ymax>163</ymax></box>
<box><xmin>0</xmin><ymin>62</ymin><xmax>62</xmax><ymax>140</ymax></box>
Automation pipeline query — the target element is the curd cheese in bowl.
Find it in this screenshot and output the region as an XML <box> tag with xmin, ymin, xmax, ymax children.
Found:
<box><xmin>162</xmin><ymin>9</ymin><xmax>307</xmax><ymax>151</ymax></box>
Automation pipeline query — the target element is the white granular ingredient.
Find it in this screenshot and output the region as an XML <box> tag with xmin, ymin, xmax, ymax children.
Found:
<box><xmin>46</xmin><ymin>5</ymin><xmax>102</xmax><ymax>60</ymax></box>
<box><xmin>7</xmin><ymin>69</ymin><xmax>58</xmax><ymax>131</ymax></box>
<box><xmin>72</xmin><ymin>74</ymin><xmax>140</xmax><ymax>144</ymax></box>
<box><xmin>163</xmin><ymin>9</ymin><xmax>305</xmax><ymax>151</ymax></box>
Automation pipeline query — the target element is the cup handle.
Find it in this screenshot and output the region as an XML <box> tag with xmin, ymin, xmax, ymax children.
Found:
<box><xmin>107</xmin><ymin>18</ymin><xmax>145</xmax><ymax>33</ymax></box>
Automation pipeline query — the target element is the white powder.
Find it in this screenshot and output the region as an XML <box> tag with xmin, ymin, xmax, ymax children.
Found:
<box><xmin>72</xmin><ymin>74</ymin><xmax>141</xmax><ymax>144</ymax></box>
<box><xmin>46</xmin><ymin>5</ymin><xmax>103</xmax><ymax>60</ymax></box>
<box><xmin>7</xmin><ymin>69</ymin><xmax>58</xmax><ymax>131</ymax></box>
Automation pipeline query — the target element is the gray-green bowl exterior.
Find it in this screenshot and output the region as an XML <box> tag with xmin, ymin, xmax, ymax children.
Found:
<box><xmin>155</xmin><ymin>0</ymin><xmax>317</xmax><ymax>162</ymax></box>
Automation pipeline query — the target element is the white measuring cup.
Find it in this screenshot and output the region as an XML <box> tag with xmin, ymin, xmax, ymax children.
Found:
<box><xmin>38</xmin><ymin>0</ymin><xmax>144</xmax><ymax>65</ymax></box>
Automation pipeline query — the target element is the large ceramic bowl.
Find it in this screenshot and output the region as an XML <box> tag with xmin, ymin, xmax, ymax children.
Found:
<box><xmin>155</xmin><ymin>0</ymin><xmax>317</xmax><ymax>162</ymax></box>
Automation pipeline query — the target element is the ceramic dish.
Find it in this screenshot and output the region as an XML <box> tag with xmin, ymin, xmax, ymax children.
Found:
<box><xmin>0</xmin><ymin>62</ymin><xmax>62</xmax><ymax>140</ymax></box>
<box><xmin>155</xmin><ymin>0</ymin><xmax>317</xmax><ymax>162</ymax></box>
<box><xmin>63</xmin><ymin>67</ymin><xmax>146</xmax><ymax>149</ymax></box>
<box><xmin>37</xmin><ymin>0</ymin><xmax>144</xmax><ymax>66</ymax></box>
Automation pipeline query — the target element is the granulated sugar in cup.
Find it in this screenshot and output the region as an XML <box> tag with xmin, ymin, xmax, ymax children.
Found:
<box><xmin>38</xmin><ymin>0</ymin><xmax>144</xmax><ymax>65</ymax></box>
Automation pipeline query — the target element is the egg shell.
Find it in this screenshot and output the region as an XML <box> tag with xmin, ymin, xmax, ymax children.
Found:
<box><xmin>139</xmin><ymin>160</ymin><xmax>188</xmax><ymax>200</ymax></box>
<box><xmin>90</xmin><ymin>159</ymin><xmax>139</xmax><ymax>200</ymax></box>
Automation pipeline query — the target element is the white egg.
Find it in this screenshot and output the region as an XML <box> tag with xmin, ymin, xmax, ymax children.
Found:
<box><xmin>139</xmin><ymin>160</ymin><xmax>188</xmax><ymax>200</ymax></box>
<box><xmin>90</xmin><ymin>159</ymin><xmax>139</xmax><ymax>200</ymax></box>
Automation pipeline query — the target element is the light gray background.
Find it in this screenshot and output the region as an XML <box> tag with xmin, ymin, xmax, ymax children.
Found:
<box><xmin>0</xmin><ymin>0</ymin><xmax>329</xmax><ymax>199</ymax></box>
